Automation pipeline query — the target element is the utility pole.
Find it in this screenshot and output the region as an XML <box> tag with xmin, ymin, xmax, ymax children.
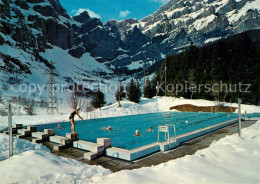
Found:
<box><xmin>8</xmin><ymin>104</ymin><xmax>13</xmax><ymax>158</ymax></box>
<box><xmin>143</xmin><ymin>62</ymin><xmax>148</xmax><ymax>89</ymax></box>
<box><xmin>238</xmin><ymin>98</ymin><xmax>242</xmax><ymax>137</ymax></box>
<box><xmin>44</xmin><ymin>62</ymin><xmax>59</xmax><ymax>114</ymax></box>
<box><xmin>118</xmin><ymin>81</ymin><xmax>122</xmax><ymax>108</ymax></box>
<box><xmin>144</xmin><ymin>64</ymin><xmax>146</xmax><ymax>86</ymax></box>
<box><xmin>230</xmin><ymin>99</ymin><xmax>232</xmax><ymax>113</ymax></box>
<box><xmin>156</xmin><ymin>58</ymin><xmax>167</xmax><ymax>97</ymax></box>
<box><xmin>164</xmin><ymin>60</ymin><xmax>167</xmax><ymax>97</ymax></box>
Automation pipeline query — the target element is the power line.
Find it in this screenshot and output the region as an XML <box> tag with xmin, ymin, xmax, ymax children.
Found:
<box><xmin>44</xmin><ymin>62</ymin><xmax>59</xmax><ymax>114</ymax></box>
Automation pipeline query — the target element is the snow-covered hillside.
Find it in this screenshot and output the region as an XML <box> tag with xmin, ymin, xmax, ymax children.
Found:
<box><xmin>1</xmin><ymin>119</ymin><xmax>259</xmax><ymax>183</ymax></box>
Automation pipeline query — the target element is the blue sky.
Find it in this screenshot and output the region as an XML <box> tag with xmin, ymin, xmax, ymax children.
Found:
<box><xmin>59</xmin><ymin>0</ymin><xmax>169</xmax><ymax>22</ymax></box>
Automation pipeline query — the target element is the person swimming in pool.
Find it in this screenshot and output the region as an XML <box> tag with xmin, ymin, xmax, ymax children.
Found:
<box><xmin>145</xmin><ymin>126</ymin><xmax>153</xmax><ymax>132</ymax></box>
<box><xmin>57</xmin><ymin>124</ymin><xmax>64</xmax><ymax>129</ymax></box>
<box><xmin>134</xmin><ymin>130</ymin><xmax>142</xmax><ymax>136</ymax></box>
<box><xmin>69</xmin><ymin>107</ymin><xmax>83</xmax><ymax>134</ymax></box>
<box><xmin>100</xmin><ymin>126</ymin><xmax>123</xmax><ymax>131</ymax></box>
<box><xmin>100</xmin><ymin>126</ymin><xmax>112</xmax><ymax>130</ymax></box>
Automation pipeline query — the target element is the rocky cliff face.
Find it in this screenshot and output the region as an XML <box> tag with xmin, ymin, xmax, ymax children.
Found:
<box><xmin>0</xmin><ymin>0</ymin><xmax>259</xmax><ymax>76</ymax></box>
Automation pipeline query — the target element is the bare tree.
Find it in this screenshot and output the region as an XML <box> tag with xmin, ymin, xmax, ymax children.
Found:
<box><xmin>2</xmin><ymin>84</ymin><xmax>8</xmax><ymax>91</ymax></box>
<box><xmin>0</xmin><ymin>91</ymin><xmax>2</xmax><ymax>104</ymax></box>
<box><xmin>24</xmin><ymin>98</ymin><xmax>36</xmax><ymax>115</ymax></box>
<box><xmin>187</xmin><ymin>69</ymin><xmax>195</xmax><ymax>99</ymax></box>
<box><xmin>85</xmin><ymin>97</ymin><xmax>93</xmax><ymax>112</ymax></box>
<box><xmin>211</xmin><ymin>80</ymin><xmax>230</xmax><ymax>106</ymax></box>
<box><xmin>67</xmin><ymin>84</ymin><xmax>86</xmax><ymax>110</ymax></box>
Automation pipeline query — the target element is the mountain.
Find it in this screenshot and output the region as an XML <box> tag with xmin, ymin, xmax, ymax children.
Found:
<box><xmin>0</xmin><ymin>0</ymin><xmax>259</xmax><ymax>97</ymax></box>
<box><xmin>154</xmin><ymin>29</ymin><xmax>260</xmax><ymax>104</ymax></box>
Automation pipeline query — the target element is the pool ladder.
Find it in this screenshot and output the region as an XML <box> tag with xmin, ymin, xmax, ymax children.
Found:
<box><xmin>158</xmin><ymin>124</ymin><xmax>176</xmax><ymax>147</ymax></box>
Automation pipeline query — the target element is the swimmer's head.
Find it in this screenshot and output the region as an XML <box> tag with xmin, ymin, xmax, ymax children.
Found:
<box><xmin>135</xmin><ymin>130</ymin><xmax>139</xmax><ymax>135</ymax></box>
<box><xmin>186</xmin><ymin>120</ymin><xmax>188</xmax><ymax>124</ymax></box>
<box><xmin>108</xmin><ymin>126</ymin><xmax>112</xmax><ymax>130</ymax></box>
<box><xmin>58</xmin><ymin>124</ymin><xmax>61</xmax><ymax>128</ymax></box>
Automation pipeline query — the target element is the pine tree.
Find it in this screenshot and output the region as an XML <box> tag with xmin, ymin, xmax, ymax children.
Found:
<box><xmin>143</xmin><ymin>78</ymin><xmax>156</xmax><ymax>98</ymax></box>
<box><xmin>115</xmin><ymin>82</ymin><xmax>126</xmax><ymax>107</ymax></box>
<box><xmin>187</xmin><ymin>69</ymin><xmax>195</xmax><ymax>99</ymax></box>
<box><xmin>134</xmin><ymin>79</ymin><xmax>142</xmax><ymax>103</ymax></box>
<box><xmin>92</xmin><ymin>88</ymin><xmax>106</xmax><ymax>110</ymax></box>
<box><xmin>126</xmin><ymin>78</ymin><xmax>142</xmax><ymax>103</ymax></box>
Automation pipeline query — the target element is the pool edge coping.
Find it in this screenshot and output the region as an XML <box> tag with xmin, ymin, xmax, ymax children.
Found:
<box><xmin>106</xmin><ymin>118</ymin><xmax>238</xmax><ymax>161</ymax></box>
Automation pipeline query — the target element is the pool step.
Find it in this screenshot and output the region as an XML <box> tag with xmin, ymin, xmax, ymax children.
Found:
<box><xmin>49</xmin><ymin>135</ymin><xmax>72</xmax><ymax>145</ymax></box>
<box><xmin>31</xmin><ymin>132</ymin><xmax>49</xmax><ymax>143</ymax></box>
<box><xmin>17</xmin><ymin>129</ymin><xmax>31</xmax><ymax>137</ymax></box>
<box><xmin>97</xmin><ymin>138</ymin><xmax>112</xmax><ymax>148</ymax></box>
<box><xmin>4</xmin><ymin>124</ymin><xmax>23</xmax><ymax>134</ymax></box>
<box><xmin>31</xmin><ymin>129</ymin><xmax>55</xmax><ymax>143</ymax></box>
<box><xmin>73</xmin><ymin>140</ymin><xmax>104</xmax><ymax>154</ymax></box>
<box><xmin>44</xmin><ymin>129</ymin><xmax>55</xmax><ymax>136</ymax></box>
<box><xmin>32</xmin><ymin>132</ymin><xmax>49</xmax><ymax>140</ymax></box>
<box><xmin>84</xmin><ymin>152</ymin><xmax>103</xmax><ymax>160</ymax></box>
<box><xmin>27</xmin><ymin>126</ymin><xmax>37</xmax><ymax>132</ymax></box>
<box><xmin>15</xmin><ymin>124</ymin><xmax>23</xmax><ymax>129</ymax></box>
<box><xmin>52</xmin><ymin>143</ymin><xmax>69</xmax><ymax>151</ymax></box>
<box><xmin>66</xmin><ymin>133</ymin><xmax>79</xmax><ymax>141</ymax></box>
<box><xmin>3</xmin><ymin>128</ymin><xmax>17</xmax><ymax>134</ymax></box>
<box><xmin>49</xmin><ymin>133</ymin><xmax>79</xmax><ymax>151</ymax></box>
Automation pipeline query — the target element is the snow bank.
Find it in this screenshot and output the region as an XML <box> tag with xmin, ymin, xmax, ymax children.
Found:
<box><xmin>97</xmin><ymin>120</ymin><xmax>260</xmax><ymax>183</ymax></box>
<box><xmin>0</xmin><ymin>133</ymin><xmax>49</xmax><ymax>160</ymax></box>
<box><xmin>0</xmin><ymin>115</ymin><xmax>259</xmax><ymax>183</ymax></box>
<box><xmin>0</xmin><ymin>133</ymin><xmax>110</xmax><ymax>183</ymax></box>
<box><xmin>0</xmin><ymin>150</ymin><xmax>110</xmax><ymax>184</ymax></box>
<box><xmin>1</xmin><ymin>120</ymin><xmax>259</xmax><ymax>183</ymax></box>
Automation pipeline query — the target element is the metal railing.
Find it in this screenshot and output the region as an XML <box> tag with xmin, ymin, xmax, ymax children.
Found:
<box><xmin>158</xmin><ymin>124</ymin><xmax>176</xmax><ymax>147</ymax></box>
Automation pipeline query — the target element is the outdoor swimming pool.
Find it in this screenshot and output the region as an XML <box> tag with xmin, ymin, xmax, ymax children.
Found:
<box><xmin>37</xmin><ymin>112</ymin><xmax>239</xmax><ymax>150</ymax></box>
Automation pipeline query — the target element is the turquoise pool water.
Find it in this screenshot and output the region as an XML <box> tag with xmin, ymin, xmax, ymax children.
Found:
<box><xmin>36</xmin><ymin>112</ymin><xmax>242</xmax><ymax>150</ymax></box>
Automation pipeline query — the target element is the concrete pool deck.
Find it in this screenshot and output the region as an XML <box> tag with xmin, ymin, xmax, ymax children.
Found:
<box><xmin>2</xmin><ymin>118</ymin><xmax>257</xmax><ymax>172</ymax></box>
<box><xmin>10</xmin><ymin>116</ymin><xmax>239</xmax><ymax>161</ymax></box>
<box><xmin>40</xmin><ymin>120</ymin><xmax>256</xmax><ymax>172</ymax></box>
<box><xmin>105</xmin><ymin>118</ymin><xmax>238</xmax><ymax>161</ymax></box>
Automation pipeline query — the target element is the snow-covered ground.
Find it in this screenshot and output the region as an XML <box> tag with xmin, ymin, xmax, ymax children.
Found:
<box><xmin>1</xmin><ymin>97</ymin><xmax>260</xmax><ymax>131</ymax></box>
<box><xmin>1</xmin><ymin>119</ymin><xmax>259</xmax><ymax>183</ymax></box>
<box><xmin>0</xmin><ymin>133</ymin><xmax>110</xmax><ymax>183</ymax></box>
<box><xmin>98</xmin><ymin>120</ymin><xmax>260</xmax><ymax>184</ymax></box>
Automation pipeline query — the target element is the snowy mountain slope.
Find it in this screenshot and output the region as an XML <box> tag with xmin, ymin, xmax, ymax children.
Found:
<box><xmin>1</xmin><ymin>0</ymin><xmax>259</xmax><ymax>68</ymax></box>
<box><xmin>108</xmin><ymin>0</ymin><xmax>260</xmax><ymax>69</ymax></box>
<box><xmin>0</xmin><ymin>0</ymin><xmax>115</xmax><ymax>97</ymax></box>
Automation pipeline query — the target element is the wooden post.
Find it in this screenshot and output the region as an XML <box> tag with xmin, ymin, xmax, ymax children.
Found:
<box><xmin>238</xmin><ymin>98</ymin><xmax>242</xmax><ymax>137</ymax></box>
<box><xmin>8</xmin><ymin>104</ymin><xmax>13</xmax><ymax>157</ymax></box>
